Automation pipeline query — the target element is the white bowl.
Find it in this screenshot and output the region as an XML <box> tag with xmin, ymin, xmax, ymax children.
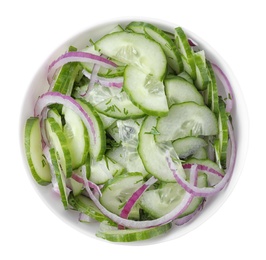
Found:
<box><xmin>19</xmin><ymin>17</ymin><xmax>249</xmax><ymax>245</ymax></box>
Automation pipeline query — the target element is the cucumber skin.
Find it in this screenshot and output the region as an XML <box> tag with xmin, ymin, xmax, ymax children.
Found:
<box><xmin>96</xmin><ymin>221</ymin><xmax>172</xmax><ymax>242</ymax></box>
<box><xmin>126</xmin><ymin>21</ymin><xmax>183</xmax><ymax>74</ymax></box>
<box><xmin>174</xmin><ymin>27</ymin><xmax>196</xmax><ymax>80</ymax></box>
<box><xmin>68</xmin><ymin>193</ymin><xmax>109</xmax><ymax>223</ymax></box>
<box><xmin>24</xmin><ymin>117</ymin><xmax>51</xmax><ymax>185</ymax></box>
<box><xmin>76</xmin><ymin>99</ymin><xmax>106</xmax><ymax>161</ymax></box>
<box><xmin>46</xmin><ymin>117</ymin><xmax>73</xmax><ymax>178</ymax></box>
<box><xmin>50</xmin><ymin>148</ymin><xmax>68</xmax><ymax>209</ymax></box>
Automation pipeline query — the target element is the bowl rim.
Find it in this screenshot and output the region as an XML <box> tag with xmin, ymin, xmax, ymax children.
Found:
<box><xmin>19</xmin><ymin>16</ymin><xmax>249</xmax><ymax>245</ymax></box>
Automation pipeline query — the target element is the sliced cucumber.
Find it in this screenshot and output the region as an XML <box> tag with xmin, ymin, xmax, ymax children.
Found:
<box><xmin>95</xmin><ymin>91</ymin><xmax>145</xmax><ymax>119</ymax></box>
<box><xmin>216</xmin><ymin>98</ymin><xmax>229</xmax><ymax>168</ymax></box>
<box><xmin>76</xmin><ymin>99</ymin><xmax>106</xmax><ymax>161</ymax></box>
<box><xmin>123</xmin><ymin>66</ymin><xmax>169</xmax><ymax>117</ymax></box>
<box><xmin>24</xmin><ymin>117</ymin><xmax>51</xmax><ymax>185</ymax></box>
<box><xmin>62</xmin><ymin>106</ymin><xmax>89</xmax><ymax>169</ymax></box>
<box><xmin>126</xmin><ymin>21</ymin><xmax>183</xmax><ymax>73</ymax></box>
<box><xmin>47</xmin><ymin>108</ymin><xmax>62</xmax><ymax>127</ymax></box>
<box><xmin>106</xmin><ymin>145</ymin><xmax>126</xmax><ymax>166</ymax></box>
<box><xmin>156</xmin><ymin>102</ymin><xmax>218</xmax><ymax>142</ymax></box>
<box><xmin>116</xmin><ymin>119</ymin><xmax>149</xmax><ymax>177</ymax></box>
<box><xmin>68</xmin><ymin>193</ymin><xmax>109</xmax><ymax>222</ymax></box>
<box><xmin>45</xmin><ymin>117</ymin><xmax>72</xmax><ymax>178</ymax></box>
<box><xmin>194</xmin><ymin>50</ymin><xmax>210</xmax><ymax>91</ymax></box>
<box><xmin>52</xmin><ymin>59</ymin><xmax>81</xmax><ymax>95</ymax></box>
<box><xmin>172</xmin><ymin>136</ymin><xmax>207</xmax><ymax>159</ymax></box>
<box><xmin>100</xmin><ymin>172</ymin><xmax>143</xmax><ymax>220</ymax></box>
<box><xmin>140</xmin><ymin>182</ymin><xmax>185</xmax><ymax>218</ymax></box>
<box><xmin>89</xmin><ymin>155</ymin><xmax>124</xmax><ymax>184</ymax></box>
<box><xmin>140</xmin><ymin>173</ymin><xmax>207</xmax><ymax>218</ymax></box>
<box><xmin>191</xmin><ymin>147</ymin><xmax>207</xmax><ymax>160</ymax></box>
<box><xmin>84</xmin><ymin>82</ymin><xmax>121</xmax><ymax>107</ymax></box>
<box><xmin>164</xmin><ymin>75</ymin><xmax>204</xmax><ymax>106</ymax></box>
<box><xmin>206</xmin><ymin>61</ymin><xmax>219</xmax><ymax>115</ymax></box>
<box><xmin>81</xmin><ymin>44</ymin><xmax>125</xmax><ymax>78</ymax></box>
<box><xmin>96</xmin><ymin>221</ymin><xmax>172</xmax><ymax>242</ymax></box>
<box><xmin>97</xmin><ymin>113</ymin><xmax>116</xmax><ymax>129</ymax></box>
<box><xmin>49</xmin><ymin>148</ymin><xmax>68</xmax><ymax>209</ymax></box>
<box><xmin>174</xmin><ymin>27</ymin><xmax>196</xmax><ymax>79</ymax></box>
<box><xmin>138</xmin><ymin>116</ymin><xmax>186</xmax><ymax>182</ymax></box>
<box><xmin>178</xmin><ymin>71</ymin><xmax>193</xmax><ymax>84</ymax></box>
<box><xmin>67</xmin><ymin>167</ymin><xmax>84</xmax><ymax>196</ymax></box>
<box><xmin>95</xmin><ymin>31</ymin><xmax>167</xmax><ymax>80</ymax></box>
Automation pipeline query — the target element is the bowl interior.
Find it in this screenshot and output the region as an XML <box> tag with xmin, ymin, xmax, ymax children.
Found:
<box><xmin>20</xmin><ymin>17</ymin><xmax>249</xmax><ymax>245</ymax></box>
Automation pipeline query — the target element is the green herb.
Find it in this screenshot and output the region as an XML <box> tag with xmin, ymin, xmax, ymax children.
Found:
<box><xmin>145</xmin><ymin>126</ymin><xmax>160</xmax><ymax>135</ymax></box>
<box><xmin>123</xmin><ymin>108</ymin><xmax>129</xmax><ymax>115</ymax></box>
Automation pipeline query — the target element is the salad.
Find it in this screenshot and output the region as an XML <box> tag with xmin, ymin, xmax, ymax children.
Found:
<box><xmin>24</xmin><ymin>21</ymin><xmax>236</xmax><ymax>242</ymax></box>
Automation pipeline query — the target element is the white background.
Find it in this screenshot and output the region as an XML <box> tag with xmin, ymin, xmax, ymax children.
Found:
<box><xmin>1</xmin><ymin>0</ymin><xmax>265</xmax><ymax>259</ymax></box>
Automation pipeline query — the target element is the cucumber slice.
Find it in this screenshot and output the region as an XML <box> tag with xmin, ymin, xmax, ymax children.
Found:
<box><xmin>83</xmin><ymin>82</ymin><xmax>121</xmax><ymax>107</ymax></box>
<box><xmin>52</xmin><ymin>61</ymin><xmax>81</xmax><ymax>95</ymax></box>
<box><xmin>76</xmin><ymin>99</ymin><xmax>106</xmax><ymax>161</ymax></box>
<box><xmin>194</xmin><ymin>50</ymin><xmax>210</xmax><ymax>91</ymax></box>
<box><xmin>81</xmin><ymin>45</ymin><xmax>125</xmax><ymax>78</ymax></box>
<box><xmin>89</xmin><ymin>155</ymin><xmax>124</xmax><ymax>184</ymax></box>
<box><xmin>206</xmin><ymin>61</ymin><xmax>219</xmax><ymax>115</ymax></box>
<box><xmin>62</xmin><ymin>106</ymin><xmax>89</xmax><ymax>169</ymax></box>
<box><xmin>191</xmin><ymin>147</ymin><xmax>207</xmax><ymax>160</ymax></box>
<box><xmin>106</xmin><ymin>145</ymin><xmax>126</xmax><ymax>167</ymax></box>
<box><xmin>126</xmin><ymin>21</ymin><xmax>183</xmax><ymax>73</ymax></box>
<box><xmin>116</xmin><ymin>119</ymin><xmax>149</xmax><ymax>177</ymax></box>
<box><xmin>96</xmin><ymin>221</ymin><xmax>172</xmax><ymax>242</ymax></box>
<box><xmin>172</xmin><ymin>136</ymin><xmax>207</xmax><ymax>159</ymax></box>
<box><xmin>216</xmin><ymin>98</ymin><xmax>229</xmax><ymax>168</ymax></box>
<box><xmin>68</xmin><ymin>193</ymin><xmax>108</xmax><ymax>222</ymax></box>
<box><xmin>49</xmin><ymin>148</ymin><xmax>68</xmax><ymax>209</ymax></box>
<box><xmin>100</xmin><ymin>172</ymin><xmax>143</xmax><ymax>220</ymax></box>
<box><xmin>174</xmin><ymin>27</ymin><xmax>196</xmax><ymax>79</ymax></box>
<box><xmin>47</xmin><ymin>108</ymin><xmax>62</xmax><ymax>127</ymax></box>
<box><xmin>45</xmin><ymin>117</ymin><xmax>72</xmax><ymax>178</ymax></box>
<box><xmin>123</xmin><ymin>66</ymin><xmax>169</xmax><ymax>117</ymax></box>
<box><xmin>24</xmin><ymin>117</ymin><xmax>51</xmax><ymax>185</ymax></box>
<box><xmin>138</xmin><ymin>116</ymin><xmax>186</xmax><ymax>182</ymax></box>
<box><xmin>178</xmin><ymin>71</ymin><xmax>193</xmax><ymax>84</ymax></box>
<box><xmin>140</xmin><ymin>174</ymin><xmax>207</xmax><ymax>218</ymax></box>
<box><xmin>67</xmin><ymin>166</ymin><xmax>85</xmax><ymax>196</ymax></box>
<box><xmin>156</xmin><ymin>102</ymin><xmax>218</xmax><ymax>142</ymax></box>
<box><xmin>95</xmin><ymin>31</ymin><xmax>167</xmax><ymax>80</ymax></box>
<box><xmin>164</xmin><ymin>76</ymin><xmax>204</xmax><ymax>106</ymax></box>
<box><xmin>95</xmin><ymin>91</ymin><xmax>145</xmax><ymax>119</ymax></box>
<box><xmin>97</xmin><ymin>113</ymin><xmax>116</xmax><ymax>129</ymax></box>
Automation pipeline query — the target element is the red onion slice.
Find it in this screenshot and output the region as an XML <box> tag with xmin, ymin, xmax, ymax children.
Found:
<box><xmin>47</xmin><ymin>51</ymin><xmax>118</xmax><ymax>84</ymax></box>
<box><xmin>79</xmin><ymin>212</ymin><xmax>97</xmax><ymax>223</ymax></box>
<box><xmin>82</xmin><ymin>69</ymin><xmax>123</xmax><ymax>89</ymax></box>
<box><xmin>71</xmin><ymin>173</ymin><xmax>102</xmax><ymax>196</ymax></box>
<box><xmin>81</xmin><ymin>65</ymin><xmax>101</xmax><ymax>97</ymax></box>
<box><xmin>34</xmin><ymin>92</ymin><xmax>96</xmax><ymax>144</ymax></box>
<box><xmin>188</xmin><ymin>38</ymin><xmax>198</xmax><ymax>47</ymax></box>
<box><xmin>182</xmin><ymin>163</ymin><xmax>224</xmax><ymax>178</ymax></box>
<box><xmin>120</xmin><ymin>176</ymin><xmax>158</xmax><ymax>220</ymax></box>
<box><xmin>166</xmin><ymin>120</ymin><xmax>236</xmax><ymax>197</ymax></box>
